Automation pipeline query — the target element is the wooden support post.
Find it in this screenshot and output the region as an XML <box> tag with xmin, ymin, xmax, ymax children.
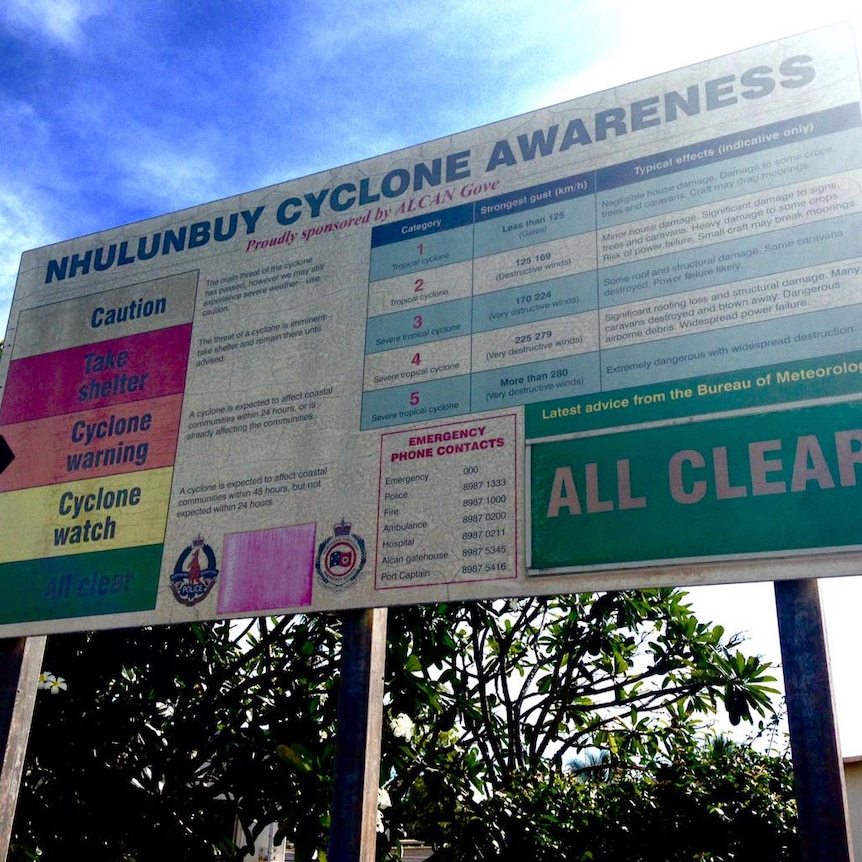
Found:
<box><xmin>774</xmin><ymin>579</ymin><xmax>854</xmax><ymax>862</ymax></box>
<box><xmin>0</xmin><ymin>636</ymin><xmax>46</xmax><ymax>862</ymax></box>
<box><xmin>328</xmin><ymin>608</ymin><xmax>388</xmax><ymax>862</ymax></box>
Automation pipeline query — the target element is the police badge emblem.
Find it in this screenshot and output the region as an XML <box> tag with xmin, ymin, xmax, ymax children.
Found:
<box><xmin>170</xmin><ymin>536</ymin><xmax>220</xmax><ymax>606</ymax></box>
<box><xmin>315</xmin><ymin>519</ymin><xmax>366</xmax><ymax>592</ymax></box>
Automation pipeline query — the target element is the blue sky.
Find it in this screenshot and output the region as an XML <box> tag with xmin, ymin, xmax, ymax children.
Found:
<box><xmin>0</xmin><ymin>0</ymin><xmax>614</xmax><ymax>316</ymax></box>
<box><xmin>3</xmin><ymin>0</ymin><xmax>860</xmax><ymax>321</ymax></box>
<box><xmin>2</xmin><ymin>0</ymin><xmax>862</xmax><ymax>751</ymax></box>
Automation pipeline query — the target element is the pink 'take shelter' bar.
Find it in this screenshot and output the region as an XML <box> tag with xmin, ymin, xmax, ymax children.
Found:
<box><xmin>0</xmin><ymin>324</ymin><xmax>192</xmax><ymax>425</ymax></box>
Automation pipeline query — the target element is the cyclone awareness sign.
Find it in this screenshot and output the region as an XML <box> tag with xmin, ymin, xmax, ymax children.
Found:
<box><xmin>1</xmin><ymin>25</ymin><xmax>861</xmax><ymax>636</ymax></box>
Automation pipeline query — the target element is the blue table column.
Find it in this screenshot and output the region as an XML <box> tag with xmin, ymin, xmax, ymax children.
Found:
<box><xmin>362</xmin><ymin>205</ymin><xmax>475</xmax><ymax>430</ymax></box>
<box><xmin>469</xmin><ymin>174</ymin><xmax>601</xmax><ymax>410</ymax></box>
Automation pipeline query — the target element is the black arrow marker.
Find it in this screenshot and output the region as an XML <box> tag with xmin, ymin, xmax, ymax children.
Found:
<box><xmin>0</xmin><ymin>435</ymin><xmax>14</xmax><ymax>476</ymax></box>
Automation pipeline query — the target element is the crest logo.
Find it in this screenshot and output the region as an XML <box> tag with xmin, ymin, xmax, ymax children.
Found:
<box><xmin>170</xmin><ymin>536</ymin><xmax>220</xmax><ymax>606</ymax></box>
<box><xmin>316</xmin><ymin>519</ymin><xmax>366</xmax><ymax>592</ymax></box>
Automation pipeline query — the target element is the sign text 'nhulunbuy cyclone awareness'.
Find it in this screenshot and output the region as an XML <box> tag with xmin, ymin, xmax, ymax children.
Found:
<box><xmin>1</xmin><ymin>26</ymin><xmax>861</xmax><ymax>636</ymax></box>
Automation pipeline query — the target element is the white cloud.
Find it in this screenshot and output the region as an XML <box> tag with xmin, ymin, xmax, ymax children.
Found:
<box><xmin>530</xmin><ymin>0</ymin><xmax>862</xmax><ymax>109</ymax></box>
<box><xmin>0</xmin><ymin>188</ymin><xmax>56</xmax><ymax>334</ymax></box>
<box><xmin>119</xmin><ymin>142</ymin><xmax>224</xmax><ymax>214</ymax></box>
<box><xmin>2</xmin><ymin>0</ymin><xmax>106</xmax><ymax>46</ymax></box>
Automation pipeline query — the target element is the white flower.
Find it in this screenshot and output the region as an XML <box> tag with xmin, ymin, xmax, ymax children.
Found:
<box><xmin>37</xmin><ymin>672</ymin><xmax>56</xmax><ymax>690</ymax></box>
<box><xmin>390</xmin><ymin>713</ymin><xmax>414</xmax><ymax>740</ymax></box>
<box><xmin>376</xmin><ymin>786</ymin><xmax>392</xmax><ymax>833</ymax></box>
<box><xmin>437</xmin><ymin>728</ymin><xmax>460</xmax><ymax>747</ymax></box>
<box><xmin>47</xmin><ymin>676</ymin><xmax>67</xmax><ymax>694</ymax></box>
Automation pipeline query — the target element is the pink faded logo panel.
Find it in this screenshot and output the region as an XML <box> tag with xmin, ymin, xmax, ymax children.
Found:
<box><xmin>217</xmin><ymin>523</ymin><xmax>316</xmax><ymax>614</ymax></box>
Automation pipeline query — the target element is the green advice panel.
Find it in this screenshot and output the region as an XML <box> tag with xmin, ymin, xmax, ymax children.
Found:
<box><xmin>530</xmin><ymin>401</ymin><xmax>862</xmax><ymax>571</ymax></box>
<box><xmin>0</xmin><ymin>544</ymin><xmax>163</xmax><ymax>625</ymax></box>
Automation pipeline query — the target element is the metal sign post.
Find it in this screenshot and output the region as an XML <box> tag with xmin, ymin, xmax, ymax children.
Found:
<box><xmin>328</xmin><ymin>608</ymin><xmax>388</xmax><ymax>862</ymax></box>
<box><xmin>775</xmin><ymin>579</ymin><xmax>854</xmax><ymax>862</ymax></box>
<box><xmin>0</xmin><ymin>636</ymin><xmax>45</xmax><ymax>862</ymax></box>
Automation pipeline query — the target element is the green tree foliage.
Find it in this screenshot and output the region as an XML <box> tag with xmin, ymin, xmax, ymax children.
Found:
<box><xmin>12</xmin><ymin>617</ymin><xmax>341</xmax><ymax>861</ymax></box>
<box><xmin>399</xmin><ymin>737</ymin><xmax>797</xmax><ymax>861</ymax></box>
<box><xmin>378</xmin><ymin>591</ymin><xmax>788</xmax><ymax>859</ymax></box>
<box><xmin>11</xmin><ymin>590</ymin><xmax>793</xmax><ymax>861</ymax></box>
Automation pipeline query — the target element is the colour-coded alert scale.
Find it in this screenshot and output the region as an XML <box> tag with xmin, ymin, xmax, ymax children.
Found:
<box><xmin>0</xmin><ymin>272</ymin><xmax>197</xmax><ymax>624</ymax></box>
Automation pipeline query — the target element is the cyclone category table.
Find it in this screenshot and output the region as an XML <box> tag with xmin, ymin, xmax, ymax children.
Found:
<box><xmin>361</xmin><ymin>102</ymin><xmax>862</xmax><ymax>431</ymax></box>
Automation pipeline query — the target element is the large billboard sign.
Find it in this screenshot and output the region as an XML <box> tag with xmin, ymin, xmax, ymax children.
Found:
<box><xmin>1</xmin><ymin>26</ymin><xmax>861</xmax><ymax>636</ymax></box>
